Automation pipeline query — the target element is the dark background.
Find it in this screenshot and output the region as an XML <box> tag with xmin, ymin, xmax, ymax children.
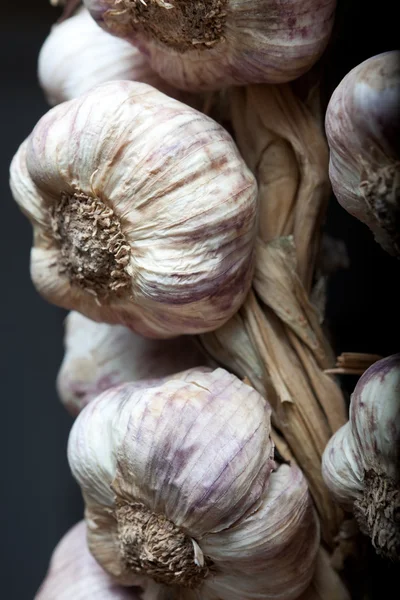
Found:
<box><xmin>0</xmin><ymin>1</ymin><xmax>398</xmax><ymax>598</ymax></box>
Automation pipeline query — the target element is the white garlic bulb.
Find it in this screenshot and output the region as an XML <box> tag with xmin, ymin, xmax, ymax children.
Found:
<box><xmin>9</xmin><ymin>81</ymin><xmax>257</xmax><ymax>338</ymax></box>
<box><xmin>68</xmin><ymin>368</ymin><xmax>319</xmax><ymax>599</ymax></box>
<box><xmin>35</xmin><ymin>520</ymin><xmax>142</xmax><ymax>599</ymax></box>
<box><xmin>326</xmin><ymin>51</ymin><xmax>400</xmax><ymax>257</ymax></box>
<box><xmin>38</xmin><ymin>7</ymin><xmax>189</xmax><ymax>106</ymax></box>
<box><xmin>83</xmin><ymin>0</ymin><xmax>337</xmax><ymax>92</ymax></box>
<box><xmin>57</xmin><ymin>311</ymin><xmax>207</xmax><ymax>415</ymax></box>
<box><xmin>322</xmin><ymin>353</ymin><xmax>400</xmax><ymax>561</ymax></box>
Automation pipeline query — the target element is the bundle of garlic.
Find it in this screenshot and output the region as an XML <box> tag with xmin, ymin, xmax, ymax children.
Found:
<box><xmin>57</xmin><ymin>311</ymin><xmax>207</xmax><ymax>415</ymax></box>
<box><xmin>68</xmin><ymin>368</ymin><xmax>320</xmax><ymax>599</ymax></box>
<box><xmin>200</xmin><ymin>82</ymin><xmax>348</xmax><ymax>546</ymax></box>
<box><xmin>322</xmin><ymin>353</ymin><xmax>400</xmax><ymax>561</ymax></box>
<box><xmin>35</xmin><ymin>520</ymin><xmax>143</xmax><ymax>599</ymax></box>
<box><xmin>82</xmin><ymin>0</ymin><xmax>337</xmax><ymax>91</ymax></box>
<box><xmin>326</xmin><ymin>50</ymin><xmax>400</xmax><ymax>257</ymax></box>
<box><xmin>39</xmin><ymin>6</ymin><xmax>197</xmax><ymax>107</ymax></box>
<box><xmin>9</xmin><ymin>80</ymin><xmax>257</xmax><ymax>338</ymax></box>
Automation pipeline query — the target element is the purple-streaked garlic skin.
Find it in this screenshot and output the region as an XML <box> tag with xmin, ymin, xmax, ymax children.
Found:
<box><xmin>9</xmin><ymin>81</ymin><xmax>257</xmax><ymax>338</ymax></box>
<box><xmin>321</xmin><ymin>422</ymin><xmax>362</xmax><ymax>509</ymax></box>
<box><xmin>35</xmin><ymin>521</ymin><xmax>142</xmax><ymax>600</ymax></box>
<box><xmin>68</xmin><ymin>368</ymin><xmax>319</xmax><ymax>598</ymax></box>
<box><xmin>38</xmin><ymin>7</ymin><xmax>198</xmax><ymax>107</ymax></box>
<box><xmin>322</xmin><ymin>354</ymin><xmax>400</xmax><ymax>560</ymax></box>
<box><xmin>57</xmin><ymin>311</ymin><xmax>209</xmax><ymax>416</ymax></box>
<box><xmin>83</xmin><ymin>0</ymin><xmax>337</xmax><ymax>92</ymax></box>
<box><xmin>202</xmin><ymin>462</ymin><xmax>320</xmax><ymax>600</ymax></box>
<box><xmin>326</xmin><ymin>51</ymin><xmax>400</xmax><ymax>256</ymax></box>
<box><xmin>323</xmin><ymin>353</ymin><xmax>400</xmax><ymax>497</ymax></box>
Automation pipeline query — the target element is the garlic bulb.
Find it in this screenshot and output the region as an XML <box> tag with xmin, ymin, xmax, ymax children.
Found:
<box><xmin>38</xmin><ymin>7</ymin><xmax>189</xmax><ymax>106</ymax></box>
<box><xmin>322</xmin><ymin>353</ymin><xmax>400</xmax><ymax>561</ymax></box>
<box><xmin>36</xmin><ymin>520</ymin><xmax>142</xmax><ymax>599</ymax></box>
<box><xmin>326</xmin><ymin>51</ymin><xmax>400</xmax><ymax>257</ymax></box>
<box><xmin>68</xmin><ymin>367</ymin><xmax>319</xmax><ymax>599</ymax></box>
<box><xmin>82</xmin><ymin>0</ymin><xmax>337</xmax><ymax>92</ymax></box>
<box><xmin>9</xmin><ymin>81</ymin><xmax>257</xmax><ymax>338</ymax></box>
<box><xmin>58</xmin><ymin>311</ymin><xmax>207</xmax><ymax>415</ymax></box>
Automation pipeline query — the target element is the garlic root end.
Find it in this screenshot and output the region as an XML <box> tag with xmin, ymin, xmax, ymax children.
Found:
<box><xmin>354</xmin><ymin>469</ymin><xmax>400</xmax><ymax>562</ymax></box>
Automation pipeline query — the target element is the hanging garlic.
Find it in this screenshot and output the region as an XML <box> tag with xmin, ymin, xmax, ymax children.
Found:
<box><xmin>326</xmin><ymin>50</ymin><xmax>400</xmax><ymax>257</ymax></box>
<box><xmin>9</xmin><ymin>81</ymin><xmax>257</xmax><ymax>338</ymax></box>
<box><xmin>57</xmin><ymin>311</ymin><xmax>208</xmax><ymax>415</ymax></box>
<box><xmin>35</xmin><ymin>520</ymin><xmax>143</xmax><ymax>599</ymax></box>
<box><xmin>68</xmin><ymin>367</ymin><xmax>319</xmax><ymax>599</ymax></box>
<box><xmin>38</xmin><ymin>7</ymin><xmax>194</xmax><ymax>106</ymax></box>
<box><xmin>82</xmin><ymin>0</ymin><xmax>337</xmax><ymax>92</ymax></box>
<box><xmin>322</xmin><ymin>353</ymin><xmax>400</xmax><ymax>561</ymax></box>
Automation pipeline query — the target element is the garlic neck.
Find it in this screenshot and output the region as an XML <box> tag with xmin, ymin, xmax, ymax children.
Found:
<box><xmin>354</xmin><ymin>469</ymin><xmax>400</xmax><ymax>561</ymax></box>
<box><xmin>115</xmin><ymin>500</ymin><xmax>212</xmax><ymax>588</ymax></box>
<box><xmin>113</xmin><ymin>0</ymin><xmax>227</xmax><ymax>52</ymax></box>
<box><xmin>50</xmin><ymin>192</ymin><xmax>130</xmax><ymax>297</ymax></box>
<box><xmin>360</xmin><ymin>162</ymin><xmax>400</xmax><ymax>257</ymax></box>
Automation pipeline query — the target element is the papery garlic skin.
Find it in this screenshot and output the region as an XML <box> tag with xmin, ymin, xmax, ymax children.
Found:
<box><xmin>9</xmin><ymin>81</ymin><xmax>257</xmax><ymax>338</ymax></box>
<box><xmin>326</xmin><ymin>51</ymin><xmax>400</xmax><ymax>256</ymax></box>
<box><xmin>82</xmin><ymin>0</ymin><xmax>337</xmax><ymax>92</ymax></box>
<box><xmin>38</xmin><ymin>7</ymin><xmax>189</xmax><ymax>106</ymax></box>
<box><xmin>57</xmin><ymin>311</ymin><xmax>207</xmax><ymax>415</ymax></box>
<box><xmin>322</xmin><ymin>353</ymin><xmax>400</xmax><ymax>561</ymax></box>
<box><xmin>35</xmin><ymin>521</ymin><xmax>141</xmax><ymax>599</ymax></box>
<box><xmin>68</xmin><ymin>368</ymin><xmax>319</xmax><ymax>599</ymax></box>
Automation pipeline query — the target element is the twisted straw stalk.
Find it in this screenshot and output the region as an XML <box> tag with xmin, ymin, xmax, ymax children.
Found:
<box><xmin>201</xmin><ymin>81</ymin><xmax>348</xmax><ymax>546</ymax></box>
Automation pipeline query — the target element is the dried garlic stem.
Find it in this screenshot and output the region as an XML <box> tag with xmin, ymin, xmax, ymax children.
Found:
<box><xmin>325</xmin><ymin>352</ymin><xmax>384</xmax><ymax>375</ymax></box>
<box><xmin>201</xmin><ymin>82</ymin><xmax>347</xmax><ymax>546</ymax></box>
<box><xmin>231</xmin><ymin>83</ymin><xmax>330</xmax><ymax>290</ymax></box>
<box><xmin>243</xmin><ymin>292</ymin><xmax>341</xmax><ymax>538</ymax></box>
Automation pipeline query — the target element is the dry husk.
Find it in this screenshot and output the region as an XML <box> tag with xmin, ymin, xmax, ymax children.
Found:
<box><xmin>325</xmin><ymin>352</ymin><xmax>384</xmax><ymax>375</ymax></box>
<box><xmin>200</xmin><ymin>82</ymin><xmax>348</xmax><ymax>547</ymax></box>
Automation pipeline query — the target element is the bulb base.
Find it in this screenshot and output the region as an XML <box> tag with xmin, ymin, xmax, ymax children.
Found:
<box><xmin>354</xmin><ymin>469</ymin><xmax>400</xmax><ymax>562</ymax></box>
<box><xmin>50</xmin><ymin>192</ymin><xmax>130</xmax><ymax>298</ymax></box>
<box><xmin>108</xmin><ymin>0</ymin><xmax>227</xmax><ymax>53</ymax></box>
<box><xmin>115</xmin><ymin>500</ymin><xmax>211</xmax><ymax>588</ymax></box>
<box><xmin>360</xmin><ymin>162</ymin><xmax>400</xmax><ymax>257</ymax></box>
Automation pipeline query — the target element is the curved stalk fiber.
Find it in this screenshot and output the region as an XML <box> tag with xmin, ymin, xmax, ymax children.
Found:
<box><xmin>201</xmin><ymin>82</ymin><xmax>348</xmax><ymax>546</ymax></box>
